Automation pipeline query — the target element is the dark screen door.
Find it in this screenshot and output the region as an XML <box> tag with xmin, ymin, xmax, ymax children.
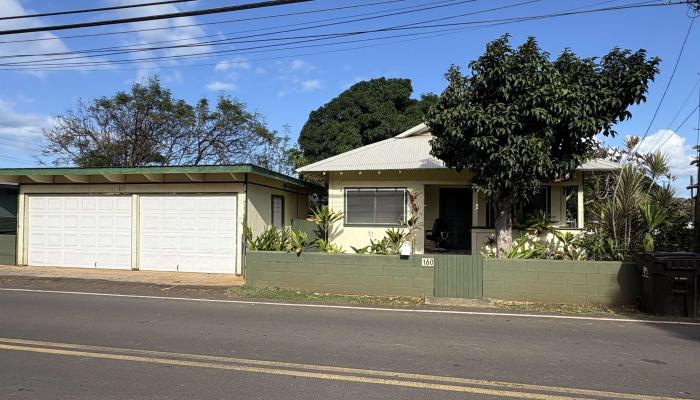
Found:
<box><xmin>438</xmin><ymin>188</ymin><xmax>472</xmax><ymax>250</ymax></box>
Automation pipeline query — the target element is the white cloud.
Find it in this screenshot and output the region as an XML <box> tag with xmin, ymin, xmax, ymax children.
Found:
<box><xmin>300</xmin><ymin>79</ymin><xmax>324</xmax><ymax>92</ymax></box>
<box><xmin>110</xmin><ymin>1</ymin><xmax>211</xmax><ymax>81</ymax></box>
<box><xmin>288</xmin><ymin>59</ymin><xmax>315</xmax><ymax>73</ymax></box>
<box><xmin>215</xmin><ymin>57</ymin><xmax>251</xmax><ymax>72</ymax></box>
<box><xmin>0</xmin><ymin>0</ymin><xmax>74</xmax><ymax>77</ymax></box>
<box><xmin>206</xmin><ymin>81</ymin><xmax>237</xmax><ymax>91</ymax></box>
<box><xmin>0</xmin><ymin>98</ymin><xmax>51</xmax><ymax>139</ymax></box>
<box><xmin>0</xmin><ymin>99</ymin><xmax>50</xmax><ymax>163</ymax></box>
<box><xmin>635</xmin><ymin>129</ymin><xmax>696</xmax><ymax>195</ymax></box>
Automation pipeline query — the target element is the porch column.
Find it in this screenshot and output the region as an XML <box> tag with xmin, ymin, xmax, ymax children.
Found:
<box><xmin>577</xmin><ymin>174</ymin><xmax>585</xmax><ymax>229</ymax></box>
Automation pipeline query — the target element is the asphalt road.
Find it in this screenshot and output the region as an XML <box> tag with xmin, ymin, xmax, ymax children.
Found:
<box><xmin>0</xmin><ymin>288</ymin><xmax>698</xmax><ymax>399</ymax></box>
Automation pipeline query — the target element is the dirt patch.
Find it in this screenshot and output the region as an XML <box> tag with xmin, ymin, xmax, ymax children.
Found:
<box><xmin>491</xmin><ymin>299</ymin><xmax>644</xmax><ymax>317</ymax></box>
<box><xmin>0</xmin><ymin>276</ymin><xmax>234</xmax><ymax>300</ymax></box>
<box><xmin>0</xmin><ymin>276</ymin><xmax>424</xmax><ymax>307</ymax></box>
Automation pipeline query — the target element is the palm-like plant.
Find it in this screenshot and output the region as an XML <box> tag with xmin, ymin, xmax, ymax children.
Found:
<box><xmin>309</xmin><ymin>206</ymin><xmax>343</xmax><ymax>247</ymax></box>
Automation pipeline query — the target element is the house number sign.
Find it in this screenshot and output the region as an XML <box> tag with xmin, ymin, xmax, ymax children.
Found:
<box><xmin>421</xmin><ymin>257</ymin><xmax>435</xmax><ymax>267</ymax></box>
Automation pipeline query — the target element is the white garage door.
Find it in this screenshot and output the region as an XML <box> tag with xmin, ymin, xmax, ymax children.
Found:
<box><xmin>27</xmin><ymin>195</ymin><xmax>132</xmax><ymax>269</ymax></box>
<box><xmin>139</xmin><ymin>194</ymin><xmax>237</xmax><ymax>273</ymax></box>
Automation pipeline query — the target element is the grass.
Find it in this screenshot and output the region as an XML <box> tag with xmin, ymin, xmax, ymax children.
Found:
<box><xmin>491</xmin><ymin>299</ymin><xmax>643</xmax><ymax>316</ymax></box>
<box><xmin>226</xmin><ymin>285</ymin><xmax>424</xmax><ymax>307</ymax></box>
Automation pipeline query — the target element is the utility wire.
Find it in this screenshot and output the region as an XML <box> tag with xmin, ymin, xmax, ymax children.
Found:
<box><xmin>0</xmin><ymin>1</ymin><xmax>678</xmax><ymax>69</ymax></box>
<box><xmin>0</xmin><ymin>0</ymin><xmax>480</xmax><ymax>60</ymax></box>
<box><xmin>0</xmin><ymin>0</ymin><xmax>314</xmax><ymax>36</ymax></box>
<box><xmin>647</xmin><ymin>104</ymin><xmax>700</xmax><ymax>154</ymax></box>
<box><xmin>0</xmin><ymin>0</ymin><xmax>196</xmax><ymax>21</ymax></box>
<box><xmin>0</xmin><ymin>0</ymin><xmax>413</xmax><ymax>45</ymax></box>
<box><xmin>0</xmin><ymin>0</ymin><xmax>629</xmax><ymax>73</ymax></box>
<box><xmin>630</xmin><ymin>16</ymin><xmax>695</xmax><ymax>155</ymax></box>
<box><xmin>668</xmin><ymin>78</ymin><xmax>700</xmax><ymax>128</ymax></box>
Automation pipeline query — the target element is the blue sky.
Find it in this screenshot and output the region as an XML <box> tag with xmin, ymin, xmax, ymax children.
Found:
<box><xmin>0</xmin><ymin>0</ymin><xmax>698</xmax><ymax>193</ymax></box>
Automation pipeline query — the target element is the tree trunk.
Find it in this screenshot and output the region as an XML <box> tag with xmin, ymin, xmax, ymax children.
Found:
<box><xmin>493</xmin><ymin>192</ymin><xmax>515</xmax><ymax>258</ymax></box>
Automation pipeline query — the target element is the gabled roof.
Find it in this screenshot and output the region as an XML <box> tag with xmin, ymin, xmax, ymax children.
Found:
<box><xmin>0</xmin><ymin>164</ymin><xmax>323</xmax><ymax>191</ymax></box>
<box><xmin>297</xmin><ymin>123</ymin><xmax>621</xmax><ymax>174</ymax></box>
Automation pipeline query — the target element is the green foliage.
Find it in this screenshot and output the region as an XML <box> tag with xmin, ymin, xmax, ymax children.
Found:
<box><xmin>309</xmin><ymin>206</ymin><xmax>344</xmax><ymax>251</ymax></box>
<box><xmin>578</xmin><ymin>229</ymin><xmax>625</xmax><ymax>261</ymax></box>
<box><xmin>289</xmin><ymin>230</ymin><xmax>313</xmax><ymax>256</ymax></box>
<box><xmin>586</xmin><ymin>150</ymin><xmax>688</xmax><ymax>257</ymax></box>
<box><xmin>426</xmin><ymin>35</ymin><xmax>659</xmax><ymax>256</ymax></box>
<box><xmin>351</xmin><ymin>219</ymin><xmax>418</xmax><ymax>255</ymax></box>
<box><xmin>245</xmin><ymin>226</ymin><xmax>291</xmax><ymax>252</ymax></box>
<box><xmin>42</xmin><ymin>76</ymin><xmax>293</xmax><ymax>173</ymax></box>
<box><xmin>553</xmin><ymin>231</ymin><xmax>586</xmax><ymax>261</ymax></box>
<box><xmin>297</xmin><ymin>78</ymin><xmax>437</xmax><ymax>165</ymax></box>
<box><xmin>524</xmin><ymin>210</ymin><xmax>556</xmax><ymax>236</ymax></box>
<box><xmin>317</xmin><ymin>239</ymin><xmax>345</xmax><ymax>254</ymax></box>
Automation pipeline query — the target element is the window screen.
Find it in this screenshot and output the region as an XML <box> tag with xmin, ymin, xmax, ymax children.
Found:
<box><xmin>271</xmin><ymin>195</ymin><xmax>285</xmax><ymax>228</ymax></box>
<box><xmin>345</xmin><ymin>188</ymin><xmax>405</xmax><ymax>225</ymax></box>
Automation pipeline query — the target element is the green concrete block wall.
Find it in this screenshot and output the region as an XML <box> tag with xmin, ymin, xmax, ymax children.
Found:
<box><xmin>483</xmin><ymin>259</ymin><xmax>640</xmax><ymax>305</ymax></box>
<box><xmin>246</xmin><ymin>251</ymin><xmax>434</xmax><ymax>297</ymax></box>
<box><xmin>0</xmin><ymin>234</ymin><xmax>16</xmax><ymax>265</ymax></box>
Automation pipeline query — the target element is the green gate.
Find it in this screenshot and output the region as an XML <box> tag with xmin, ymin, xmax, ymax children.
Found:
<box><xmin>432</xmin><ymin>254</ymin><xmax>483</xmax><ymax>299</ymax></box>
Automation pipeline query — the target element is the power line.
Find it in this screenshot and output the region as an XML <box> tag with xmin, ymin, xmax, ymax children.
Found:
<box><xmin>0</xmin><ymin>0</ymin><xmax>196</xmax><ymax>21</ymax></box>
<box><xmin>0</xmin><ymin>0</ymin><xmax>525</xmax><ymax>67</ymax></box>
<box><xmin>668</xmin><ymin>78</ymin><xmax>700</xmax><ymax>128</ymax></box>
<box><xmin>0</xmin><ymin>0</ymin><xmax>413</xmax><ymax>45</ymax></box>
<box><xmin>0</xmin><ymin>0</ymin><xmax>314</xmax><ymax>36</ymax></box>
<box><xmin>647</xmin><ymin>104</ymin><xmax>700</xmax><ymax>153</ymax></box>
<box><xmin>0</xmin><ymin>0</ymin><xmax>479</xmax><ymax>60</ymax></box>
<box><xmin>0</xmin><ymin>0</ymin><xmax>679</xmax><ymax>70</ymax></box>
<box><xmin>631</xmin><ymin>16</ymin><xmax>695</xmax><ymax>155</ymax></box>
<box><xmin>0</xmin><ymin>0</ymin><xmax>629</xmax><ymax>73</ymax></box>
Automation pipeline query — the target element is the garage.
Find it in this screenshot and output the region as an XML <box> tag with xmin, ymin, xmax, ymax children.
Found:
<box><xmin>0</xmin><ymin>165</ymin><xmax>318</xmax><ymax>275</ymax></box>
<box><xmin>139</xmin><ymin>194</ymin><xmax>237</xmax><ymax>273</ymax></box>
<box><xmin>27</xmin><ymin>195</ymin><xmax>132</xmax><ymax>269</ymax></box>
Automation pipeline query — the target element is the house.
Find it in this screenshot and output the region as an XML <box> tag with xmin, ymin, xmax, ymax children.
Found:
<box><xmin>0</xmin><ymin>165</ymin><xmax>321</xmax><ymax>274</ymax></box>
<box><xmin>0</xmin><ymin>184</ymin><xmax>18</xmax><ymax>265</ymax></box>
<box><xmin>297</xmin><ymin>123</ymin><xmax>620</xmax><ymax>254</ymax></box>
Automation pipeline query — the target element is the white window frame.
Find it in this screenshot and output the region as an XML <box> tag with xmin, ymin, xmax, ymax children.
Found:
<box><xmin>344</xmin><ymin>187</ymin><xmax>406</xmax><ymax>226</ymax></box>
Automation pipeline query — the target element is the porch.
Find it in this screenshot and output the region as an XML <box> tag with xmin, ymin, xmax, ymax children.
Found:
<box><xmin>421</xmin><ymin>182</ymin><xmax>584</xmax><ymax>255</ymax></box>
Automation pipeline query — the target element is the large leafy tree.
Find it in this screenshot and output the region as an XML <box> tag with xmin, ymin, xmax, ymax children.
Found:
<box><xmin>426</xmin><ymin>35</ymin><xmax>659</xmax><ymax>256</ymax></box>
<box><xmin>42</xmin><ymin>77</ymin><xmax>293</xmax><ymax>172</ymax></box>
<box><xmin>296</xmin><ymin>78</ymin><xmax>436</xmax><ymax>165</ymax></box>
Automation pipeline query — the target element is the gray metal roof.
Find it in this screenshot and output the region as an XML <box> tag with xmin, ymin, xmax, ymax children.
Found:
<box><xmin>0</xmin><ymin>164</ymin><xmax>323</xmax><ymax>191</ymax></box>
<box><xmin>297</xmin><ymin>124</ymin><xmax>621</xmax><ymax>173</ymax></box>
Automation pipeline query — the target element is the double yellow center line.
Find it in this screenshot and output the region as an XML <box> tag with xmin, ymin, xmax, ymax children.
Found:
<box><xmin>0</xmin><ymin>337</ymin><xmax>687</xmax><ymax>400</ymax></box>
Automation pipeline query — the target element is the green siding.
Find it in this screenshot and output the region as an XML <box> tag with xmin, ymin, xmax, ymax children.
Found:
<box><xmin>0</xmin><ymin>235</ymin><xmax>16</xmax><ymax>265</ymax></box>
<box><xmin>433</xmin><ymin>254</ymin><xmax>483</xmax><ymax>299</ymax></box>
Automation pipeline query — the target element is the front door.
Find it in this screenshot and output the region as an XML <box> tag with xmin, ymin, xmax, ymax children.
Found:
<box><xmin>438</xmin><ymin>188</ymin><xmax>472</xmax><ymax>251</ymax></box>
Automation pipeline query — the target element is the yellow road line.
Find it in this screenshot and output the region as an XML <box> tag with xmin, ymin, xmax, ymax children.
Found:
<box><xmin>0</xmin><ymin>337</ymin><xmax>686</xmax><ymax>400</ymax></box>
<box><xmin>0</xmin><ymin>343</ymin><xmax>589</xmax><ymax>400</ymax></box>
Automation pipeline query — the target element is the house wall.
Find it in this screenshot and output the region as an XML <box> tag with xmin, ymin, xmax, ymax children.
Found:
<box><xmin>329</xmin><ymin>170</ymin><xmax>586</xmax><ymax>255</ymax></box>
<box><xmin>246</xmin><ymin>174</ymin><xmax>310</xmax><ymax>238</ymax></box>
<box><xmin>0</xmin><ymin>186</ymin><xmax>17</xmax><ymax>265</ymax></box>
<box><xmin>328</xmin><ymin>169</ymin><xmax>470</xmax><ymax>253</ymax></box>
